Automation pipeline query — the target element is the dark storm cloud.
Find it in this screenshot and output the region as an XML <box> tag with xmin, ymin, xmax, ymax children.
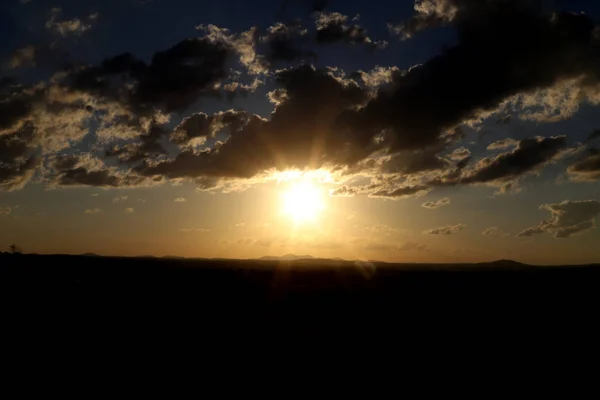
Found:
<box><xmin>424</xmin><ymin>223</ymin><xmax>465</xmax><ymax>235</ymax></box>
<box><xmin>314</xmin><ymin>12</ymin><xmax>387</xmax><ymax>50</ymax></box>
<box><xmin>567</xmin><ymin>148</ymin><xmax>600</xmax><ymax>182</ymax></box>
<box><xmin>379</xmin><ymin>148</ymin><xmax>448</xmax><ymax>174</ymax></box>
<box><xmin>0</xmin><ymin>156</ymin><xmax>38</xmax><ymax>191</ymax></box>
<box><xmin>60</xmin><ymin>37</ymin><xmax>231</xmax><ymax>114</ymax></box>
<box><xmin>340</xmin><ymin>3</ymin><xmax>600</xmax><ymax>154</ymax></box>
<box><xmin>260</xmin><ymin>21</ymin><xmax>315</xmax><ymax>63</ymax></box>
<box><xmin>48</xmin><ymin>153</ymin><xmax>155</xmax><ymax>188</ymax></box>
<box><xmin>517</xmin><ymin>200</ymin><xmax>600</xmax><ymax>238</ymax></box>
<box><xmin>336</xmin><ymin>135</ymin><xmax>567</xmax><ymax>199</ymax></box>
<box><xmin>0</xmin><ymin>123</ymin><xmax>39</xmax><ymax>191</ymax></box>
<box><xmin>2</xmin><ymin>0</ymin><xmax>600</xmax><ymax>195</ymax></box>
<box><xmin>105</xmin><ymin>122</ymin><xmax>168</xmax><ymax>163</ymax></box>
<box><xmin>171</xmin><ymin>110</ymin><xmax>249</xmax><ymax>146</ymax></box>
<box><xmin>460</xmin><ymin>136</ymin><xmax>568</xmax><ymax>184</ymax></box>
<box><xmin>137</xmin><ymin>65</ymin><xmax>369</xmax><ymax>181</ymax></box>
<box><xmin>0</xmin><ymin>85</ymin><xmax>42</xmax><ymax>133</ymax></box>
<box><xmin>586</xmin><ymin>130</ymin><xmax>600</xmax><ymax>143</ymax></box>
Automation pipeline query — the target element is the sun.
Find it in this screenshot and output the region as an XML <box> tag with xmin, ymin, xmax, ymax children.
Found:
<box><xmin>281</xmin><ymin>181</ymin><xmax>325</xmax><ymax>224</ymax></box>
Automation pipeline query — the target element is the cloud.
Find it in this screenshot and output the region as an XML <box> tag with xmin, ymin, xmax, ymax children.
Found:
<box><xmin>0</xmin><ymin>124</ymin><xmax>39</xmax><ymax>191</ymax></box>
<box><xmin>388</xmin><ymin>0</ymin><xmax>459</xmax><ymax>40</ymax></box>
<box><xmin>124</xmin><ymin>207</ymin><xmax>134</xmax><ymax>213</ymax></box>
<box><xmin>173</xmin><ymin>197</ymin><xmax>186</xmax><ymax>202</ymax></box>
<box><xmin>2</xmin><ymin>0</ymin><xmax>600</xmax><ymax>200</ymax></box>
<box><xmin>60</xmin><ymin>36</ymin><xmax>231</xmax><ymax>114</ymax></box>
<box><xmin>0</xmin><ymin>207</ymin><xmax>11</xmax><ymax>216</ymax></box>
<box><xmin>567</xmin><ymin>148</ymin><xmax>600</xmax><ymax>182</ymax></box>
<box><xmin>47</xmin><ymin>154</ymin><xmax>157</xmax><ymax>188</ymax></box>
<box><xmin>482</xmin><ymin>226</ymin><xmax>500</xmax><ymax>236</ymax></box>
<box><xmin>517</xmin><ymin>200</ymin><xmax>600</xmax><ymax>238</ymax></box>
<box><xmin>137</xmin><ymin>65</ymin><xmax>369</xmax><ymax>180</ymax></box>
<box><xmin>422</xmin><ymin>197</ymin><xmax>451</xmax><ymax>209</ymax></box>
<box><xmin>314</xmin><ymin>12</ymin><xmax>387</xmax><ymax>50</ymax></box>
<box><xmin>259</xmin><ymin>21</ymin><xmax>314</xmax><ymax>64</ymax></box>
<box><xmin>46</xmin><ymin>8</ymin><xmax>93</xmax><ymax>37</ymax></box>
<box><xmin>460</xmin><ymin>136</ymin><xmax>569</xmax><ymax>185</ymax></box>
<box><xmin>341</xmin><ymin>4</ymin><xmax>600</xmax><ymax>155</ymax></box>
<box><xmin>448</xmin><ymin>147</ymin><xmax>471</xmax><ymax>161</ymax></box>
<box><xmin>235</xmin><ymin>222</ymin><xmax>245</xmax><ymax>227</ymax></box>
<box><xmin>354</xmin><ymin>66</ymin><xmax>402</xmax><ymax>89</ymax></box>
<box><xmin>170</xmin><ymin>110</ymin><xmax>248</xmax><ymax>146</ymax></box>
<box><xmin>425</xmin><ymin>223</ymin><xmax>465</xmax><ymax>235</ymax></box>
<box><xmin>380</xmin><ymin>148</ymin><xmax>449</xmax><ymax>174</ymax></box>
<box><xmin>9</xmin><ymin>46</ymin><xmax>36</xmax><ymax>68</ymax></box>
<box><xmin>493</xmin><ymin>182</ymin><xmax>522</xmax><ymax>196</ymax></box>
<box><xmin>487</xmin><ymin>138</ymin><xmax>519</xmax><ymax>151</ymax></box>
<box><xmin>370</xmin><ymin>185</ymin><xmax>431</xmax><ymax>200</ymax></box>
<box><xmin>112</xmin><ymin>195</ymin><xmax>128</xmax><ymax>203</ymax></box>
<box><xmin>84</xmin><ymin>208</ymin><xmax>102</xmax><ymax>214</ymax></box>
<box><xmin>587</xmin><ymin>130</ymin><xmax>600</xmax><ymax>143</ymax></box>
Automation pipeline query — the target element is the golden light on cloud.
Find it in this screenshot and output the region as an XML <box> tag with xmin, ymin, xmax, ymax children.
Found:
<box><xmin>281</xmin><ymin>180</ymin><xmax>325</xmax><ymax>224</ymax></box>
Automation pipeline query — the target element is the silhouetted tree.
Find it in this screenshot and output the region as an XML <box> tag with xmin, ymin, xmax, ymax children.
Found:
<box><xmin>9</xmin><ymin>244</ymin><xmax>21</xmax><ymax>254</ymax></box>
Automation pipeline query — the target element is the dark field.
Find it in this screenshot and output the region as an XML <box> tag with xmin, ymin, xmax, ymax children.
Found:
<box><xmin>2</xmin><ymin>254</ymin><xmax>599</xmax><ymax>358</ymax></box>
<box><xmin>0</xmin><ymin>255</ymin><xmax>600</xmax><ymax>326</ymax></box>
<box><xmin>0</xmin><ymin>254</ymin><xmax>594</xmax><ymax>386</ymax></box>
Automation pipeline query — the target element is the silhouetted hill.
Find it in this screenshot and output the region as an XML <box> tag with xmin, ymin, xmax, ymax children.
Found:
<box><xmin>258</xmin><ymin>254</ymin><xmax>315</xmax><ymax>261</ymax></box>
<box><xmin>481</xmin><ymin>259</ymin><xmax>527</xmax><ymax>267</ymax></box>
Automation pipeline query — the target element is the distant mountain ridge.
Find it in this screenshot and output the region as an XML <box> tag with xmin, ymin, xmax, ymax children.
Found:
<box><xmin>258</xmin><ymin>254</ymin><xmax>315</xmax><ymax>261</ymax></box>
<box><xmin>478</xmin><ymin>259</ymin><xmax>527</xmax><ymax>267</ymax></box>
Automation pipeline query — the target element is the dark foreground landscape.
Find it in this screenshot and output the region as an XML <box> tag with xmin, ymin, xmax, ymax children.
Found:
<box><xmin>2</xmin><ymin>254</ymin><xmax>600</xmax><ymax>363</ymax></box>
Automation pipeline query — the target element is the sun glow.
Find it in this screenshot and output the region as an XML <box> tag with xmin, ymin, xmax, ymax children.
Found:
<box><xmin>282</xmin><ymin>180</ymin><xmax>325</xmax><ymax>224</ymax></box>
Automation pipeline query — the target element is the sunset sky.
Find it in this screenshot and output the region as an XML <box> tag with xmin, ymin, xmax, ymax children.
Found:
<box><xmin>1</xmin><ymin>0</ymin><xmax>600</xmax><ymax>264</ymax></box>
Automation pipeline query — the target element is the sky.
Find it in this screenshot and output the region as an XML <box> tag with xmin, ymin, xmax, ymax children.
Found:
<box><xmin>1</xmin><ymin>0</ymin><xmax>600</xmax><ymax>264</ymax></box>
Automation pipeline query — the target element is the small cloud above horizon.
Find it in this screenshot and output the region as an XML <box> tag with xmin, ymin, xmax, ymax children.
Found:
<box><xmin>422</xmin><ymin>198</ymin><xmax>451</xmax><ymax>210</ymax></box>
<box><xmin>425</xmin><ymin>223</ymin><xmax>465</xmax><ymax>235</ymax></box>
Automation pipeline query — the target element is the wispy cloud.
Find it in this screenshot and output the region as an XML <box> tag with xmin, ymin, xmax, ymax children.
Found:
<box><xmin>421</xmin><ymin>198</ymin><xmax>451</xmax><ymax>209</ymax></box>
<box><xmin>425</xmin><ymin>223</ymin><xmax>465</xmax><ymax>235</ymax></box>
